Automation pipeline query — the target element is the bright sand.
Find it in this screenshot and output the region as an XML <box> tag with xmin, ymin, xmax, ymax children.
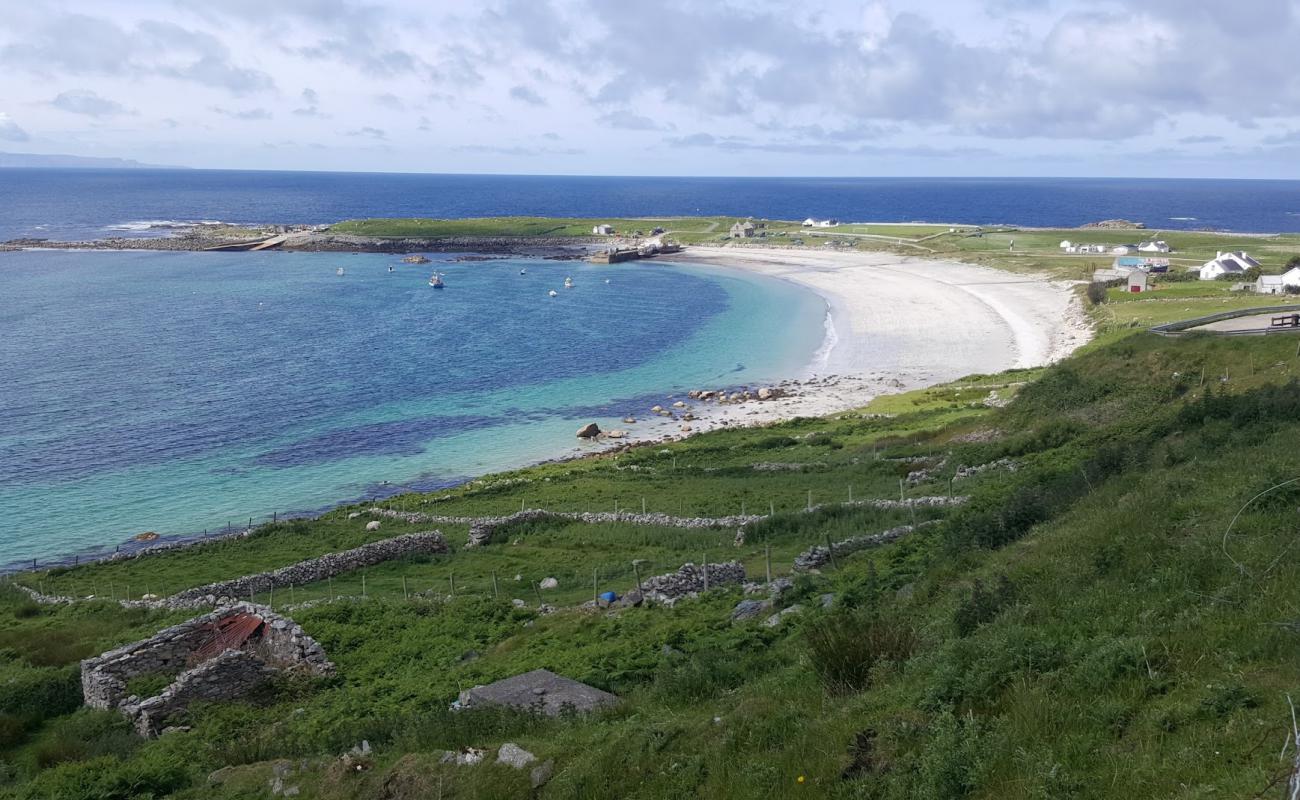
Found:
<box><xmin>606</xmin><ymin>246</ymin><xmax>1093</xmax><ymax>443</ymax></box>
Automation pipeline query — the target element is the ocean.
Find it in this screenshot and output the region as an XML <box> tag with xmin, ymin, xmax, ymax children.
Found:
<box><xmin>2</xmin><ymin>170</ymin><xmax>1300</xmax><ymax>241</ymax></box>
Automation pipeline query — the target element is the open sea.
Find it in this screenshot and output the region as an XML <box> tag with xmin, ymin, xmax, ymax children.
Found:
<box><xmin>3</xmin><ymin>169</ymin><xmax>1300</xmax><ymax>567</ymax></box>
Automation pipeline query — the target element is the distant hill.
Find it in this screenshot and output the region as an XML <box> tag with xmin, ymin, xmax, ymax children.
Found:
<box><xmin>0</xmin><ymin>151</ymin><xmax>187</xmax><ymax>169</ymax></box>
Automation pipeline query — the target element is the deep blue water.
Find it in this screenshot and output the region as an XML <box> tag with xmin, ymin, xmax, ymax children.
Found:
<box><xmin>2</xmin><ymin>170</ymin><xmax>1300</xmax><ymax>240</ymax></box>
<box><xmin>0</xmin><ymin>249</ymin><xmax>825</xmax><ymax>567</ymax></box>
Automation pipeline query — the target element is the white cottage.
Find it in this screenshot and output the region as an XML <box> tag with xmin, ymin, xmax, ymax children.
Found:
<box><xmin>1059</xmin><ymin>240</ymin><xmax>1073</xmax><ymax>250</ymax></box>
<box><xmin>1200</xmin><ymin>251</ymin><xmax>1261</xmax><ymax>281</ymax></box>
<box><xmin>593</xmin><ymin>224</ymin><xmax>615</xmax><ymax>235</ymax></box>
<box><xmin>1138</xmin><ymin>240</ymin><xmax>1171</xmax><ymax>253</ymax></box>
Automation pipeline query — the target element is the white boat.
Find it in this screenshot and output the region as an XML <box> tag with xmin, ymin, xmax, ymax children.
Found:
<box><xmin>336</xmin><ymin>267</ymin><xmax>345</xmax><ymax>276</ymax></box>
<box><xmin>429</xmin><ymin>272</ymin><xmax>445</xmax><ymax>289</ymax></box>
<box><xmin>563</xmin><ymin>276</ymin><xmax>574</xmax><ymax>289</ymax></box>
<box><xmin>387</xmin><ymin>266</ymin><xmax>394</xmax><ymax>273</ymax></box>
<box><xmin>548</xmin><ymin>290</ymin><xmax>558</xmax><ymax>297</ymax></box>
<box><xmin>520</xmin><ymin>268</ymin><xmax>527</xmax><ymax>275</ymax></box>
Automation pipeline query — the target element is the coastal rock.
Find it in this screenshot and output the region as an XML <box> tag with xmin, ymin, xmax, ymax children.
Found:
<box><xmin>605</xmin><ymin>430</ymin><xmax>627</xmax><ymax>439</ymax></box>
<box><xmin>622</xmin><ymin>417</ymin><xmax>637</xmax><ymax>424</ymax></box>
<box><xmin>651</xmin><ymin>405</ymin><xmax>663</xmax><ymax>413</ymax></box>
<box><xmin>576</xmin><ymin>423</ymin><xmax>601</xmax><ymax>439</ymax></box>
<box><xmin>672</xmin><ymin>401</ymin><xmax>687</xmax><ymax>409</ymax></box>
<box><xmin>757</xmin><ymin>387</ymin><xmax>778</xmax><ymax>400</ymax></box>
<box><xmin>365</xmin><ymin>521</ymin><xmax>381</xmax><ymax>531</ymax></box>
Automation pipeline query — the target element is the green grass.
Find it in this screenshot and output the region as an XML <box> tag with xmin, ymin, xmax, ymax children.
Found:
<box><xmin>11</xmin><ymin>333</ymin><xmax>1300</xmax><ymax>798</ymax></box>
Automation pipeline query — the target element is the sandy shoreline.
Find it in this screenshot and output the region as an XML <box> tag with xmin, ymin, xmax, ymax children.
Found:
<box><xmin>590</xmin><ymin>246</ymin><xmax>1092</xmax><ymax>447</ymax></box>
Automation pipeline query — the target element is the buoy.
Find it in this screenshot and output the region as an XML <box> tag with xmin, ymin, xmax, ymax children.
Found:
<box><xmin>548</xmin><ymin>290</ymin><xmax>558</xmax><ymax>297</ymax></box>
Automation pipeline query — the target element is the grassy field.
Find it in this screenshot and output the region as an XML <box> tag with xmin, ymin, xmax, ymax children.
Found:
<box><xmin>9</xmin><ymin>329</ymin><xmax>1300</xmax><ymax>798</ymax></box>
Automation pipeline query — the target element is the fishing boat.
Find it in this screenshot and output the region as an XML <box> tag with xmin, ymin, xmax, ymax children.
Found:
<box><xmin>429</xmin><ymin>272</ymin><xmax>445</xmax><ymax>289</ymax></box>
<box><xmin>387</xmin><ymin>265</ymin><xmax>395</xmax><ymax>273</ymax></box>
<box><xmin>336</xmin><ymin>267</ymin><xmax>345</xmax><ymax>276</ymax></box>
<box><xmin>563</xmin><ymin>276</ymin><xmax>574</xmax><ymax>289</ymax></box>
<box><xmin>548</xmin><ymin>290</ymin><xmax>558</xmax><ymax>297</ymax></box>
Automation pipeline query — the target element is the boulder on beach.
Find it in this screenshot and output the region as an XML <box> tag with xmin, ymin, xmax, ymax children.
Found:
<box><xmin>622</xmin><ymin>416</ymin><xmax>637</xmax><ymax>424</ymax></box>
<box><xmin>672</xmin><ymin>401</ymin><xmax>687</xmax><ymax>409</ymax></box>
<box><xmin>651</xmin><ymin>405</ymin><xmax>663</xmax><ymax>414</ymax></box>
<box><xmin>757</xmin><ymin>387</ymin><xmax>779</xmax><ymax>400</ymax></box>
<box><xmin>606</xmin><ymin>430</ymin><xmax>627</xmax><ymax>439</ymax></box>
<box><xmin>576</xmin><ymin>423</ymin><xmax>601</xmax><ymax>439</ymax></box>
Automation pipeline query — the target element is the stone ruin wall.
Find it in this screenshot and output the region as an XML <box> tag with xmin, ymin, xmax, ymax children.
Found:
<box><xmin>81</xmin><ymin>602</ymin><xmax>333</xmax><ymax>736</ymax></box>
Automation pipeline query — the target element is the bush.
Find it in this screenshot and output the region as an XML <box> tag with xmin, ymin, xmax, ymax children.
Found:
<box><xmin>804</xmin><ymin>610</ymin><xmax>917</xmax><ymax>695</ymax></box>
<box><xmin>953</xmin><ymin>576</ymin><xmax>1017</xmax><ymax>637</ymax></box>
<box><xmin>1085</xmin><ymin>282</ymin><xmax>1109</xmax><ymax>305</ymax></box>
<box><xmin>20</xmin><ymin>752</ymin><xmax>189</xmax><ymax>800</ymax></box>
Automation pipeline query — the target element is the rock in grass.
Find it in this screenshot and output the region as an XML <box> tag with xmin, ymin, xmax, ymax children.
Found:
<box><xmin>531</xmin><ymin>758</ymin><xmax>555</xmax><ymax>788</ymax></box>
<box><xmin>762</xmin><ymin>604</ymin><xmax>803</xmax><ymax>627</ymax></box>
<box><xmin>365</xmin><ymin>520</ymin><xmax>380</xmax><ymax>531</ymax></box>
<box><xmin>731</xmin><ymin>599</ymin><xmax>772</xmax><ymax>622</ymax></box>
<box><xmin>539</xmin><ymin>577</ymin><xmax>558</xmax><ymax>590</ymax></box>
<box><xmin>576</xmin><ymin>422</ymin><xmax>601</xmax><ymax>439</ymax></box>
<box><xmin>497</xmin><ymin>743</ymin><xmax>537</xmax><ymax>769</ymax></box>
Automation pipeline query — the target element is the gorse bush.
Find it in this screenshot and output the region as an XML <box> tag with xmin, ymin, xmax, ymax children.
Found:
<box><xmin>804</xmin><ymin>609</ymin><xmax>917</xmax><ymax>695</ymax></box>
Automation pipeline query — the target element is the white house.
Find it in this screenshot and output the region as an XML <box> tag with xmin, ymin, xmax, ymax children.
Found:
<box><xmin>802</xmin><ymin>217</ymin><xmax>818</xmax><ymax>227</ymax></box>
<box><xmin>1259</xmin><ymin>266</ymin><xmax>1300</xmax><ymax>294</ymax></box>
<box><xmin>730</xmin><ymin>221</ymin><xmax>756</xmax><ymax>238</ymax></box>
<box><xmin>1199</xmin><ymin>251</ymin><xmax>1261</xmax><ymax>281</ymax></box>
<box><xmin>1138</xmin><ymin>240</ymin><xmax>1171</xmax><ymax>253</ymax></box>
<box><xmin>815</xmin><ymin>218</ymin><xmax>840</xmax><ymax>228</ymax></box>
<box><xmin>1059</xmin><ymin>240</ymin><xmax>1073</xmax><ymax>250</ymax></box>
<box><xmin>1112</xmin><ymin>244</ymin><xmax>1138</xmax><ymax>255</ymax></box>
<box><xmin>593</xmin><ymin>224</ymin><xmax>614</xmax><ymax>235</ymax></box>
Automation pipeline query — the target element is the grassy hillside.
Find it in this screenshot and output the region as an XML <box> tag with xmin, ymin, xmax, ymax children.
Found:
<box><xmin>7</xmin><ymin>325</ymin><xmax>1300</xmax><ymax>798</ymax></box>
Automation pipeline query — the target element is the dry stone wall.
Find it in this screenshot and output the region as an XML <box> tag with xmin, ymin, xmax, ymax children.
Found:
<box><xmin>793</xmin><ymin>520</ymin><xmax>941</xmax><ymax>571</ymax></box>
<box><xmin>636</xmin><ymin>561</ymin><xmax>747</xmax><ymax>604</ymax></box>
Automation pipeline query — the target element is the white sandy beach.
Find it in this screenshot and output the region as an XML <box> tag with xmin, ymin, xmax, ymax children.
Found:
<box><xmin>601</xmin><ymin>246</ymin><xmax>1092</xmax><ymax>446</ymax></box>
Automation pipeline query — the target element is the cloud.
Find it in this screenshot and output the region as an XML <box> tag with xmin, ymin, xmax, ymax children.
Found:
<box><xmin>596</xmin><ymin>110</ymin><xmax>670</xmax><ymax>131</ymax></box>
<box><xmin>51</xmin><ymin>90</ymin><xmax>129</xmax><ymax>117</ymax></box>
<box><xmin>0</xmin><ymin>14</ymin><xmax>273</xmax><ymax>93</ymax></box>
<box><xmin>293</xmin><ymin>88</ymin><xmax>326</xmax><ymax>117</ymax></box>
<box><xmin>211</xmin><ymin>106</ymin><xmax>273</xmax><ymax>120</ymax></box>
<box><xmin>454</xmin><ymin>143</ymin><xmax>583</xmax><ymax>156</ymax></box>
<box><xmin>346</xmin><ymin>126</ymin><xmax>387</xmax><ymax>139</ymax></box>
<box><xmin>0</xmin><ymin>112</ymin><xmax>29</xmax><ymax>142</ymax></box>
<box><xmin>1178</xmin><ymin>135</ymin><xmax>1225</xmax><ymax>144</ymax></box>
<box><xmin>665</xmin><ymin>131</ymin><xmax>992</xmax><ymax>157</ymax></box>
<box><xmin>509</xmin><ymin>85</ymin><xmax>547</xmax><ymax>106</ymax></box>
<box><xmin>375</xmin><ymin>93</ymin><xmax>406</xmax><ymax>111</ymax></box>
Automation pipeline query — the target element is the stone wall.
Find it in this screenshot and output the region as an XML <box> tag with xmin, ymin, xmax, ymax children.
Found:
<box><xmin>636</xmin><ymin>561</ymin><xmax>747</xmax><ymax>604</ymax></box>
<box><xmin>793</xmin><ymin>520</ymin><xmax>941</xmax><ymax>571</ymax></box>
<box><xmin>160</xmin><ymin>531</ymin><xmax>448</xmax><ymax>609</ymax></box>
<box><xmin>367</xmin><ymin>507</ymin><xmax>759</xmax><ymax>548</ymax></box>
<box><xmin>81</xmin><ymin>602</ymin><xmax>333</xmax><ymax>736</ymax></box>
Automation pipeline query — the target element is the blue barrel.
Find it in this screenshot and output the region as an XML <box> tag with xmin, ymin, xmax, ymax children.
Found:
<box><xmin>599</xmin><ymin>591</ymin><xmax>618</xmax><ymax>603</ymax></box>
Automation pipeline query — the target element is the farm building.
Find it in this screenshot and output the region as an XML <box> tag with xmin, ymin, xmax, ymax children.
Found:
<box><xmin>1127</xmin><ymin>271</ymin><xmax>1149</xmax><ymax>293</ymax></box>
<box><xmin>730</xmin><ymin>221</ymin><xmax>756</xmax><ymax>238</ymax></box>
<box><xmin>592</xmin><ymin>224</ymin><xmax>614</xmax><ymax>235</ymax></box>
<box><xmin>1139</xmin><ymin>240</ymin><xmax>1171</xmax><ymax>253</ymax></box>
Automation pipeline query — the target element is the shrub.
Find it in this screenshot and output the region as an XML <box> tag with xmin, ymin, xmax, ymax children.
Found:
<box><xmin>953</xmin><ymin>576</ymin><xmax>1017</xmax><ymax>637</ymax></box>
<box><xmin>804</xmin><ymin>610</ymin><xmax>917</xmax><ymax>695</ymax></box>
<box><xmin>1085</xmin><ymin>282</ymin><xmax>1108</xmax><ymax>306</ymax></box>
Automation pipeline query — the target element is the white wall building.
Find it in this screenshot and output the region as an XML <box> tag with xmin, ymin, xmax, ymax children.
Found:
<box><xmin>1199</xmin><ymin>251</ymin><xmax>1261</xmax><ymax>281</ymax></box>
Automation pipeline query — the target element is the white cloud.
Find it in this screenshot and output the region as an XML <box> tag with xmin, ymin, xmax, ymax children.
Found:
<box><xmin>0</xmin><ymin>112</ymin><xmax>29</xmax><ymax>142</ymax></box>
<box><xmin>51</xmin><ymin>90</ymin><xmax>129</xmax><ymax>117</ymax></box>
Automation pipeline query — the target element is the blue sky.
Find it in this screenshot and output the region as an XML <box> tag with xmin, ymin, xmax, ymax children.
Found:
<box><xmin>2</xmin><ymin>0</ymin><xmax>1299</xmax><ymax>177</ymax></box>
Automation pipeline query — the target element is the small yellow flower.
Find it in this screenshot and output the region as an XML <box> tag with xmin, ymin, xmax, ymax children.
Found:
<box><xmin>797</xmin><ymin>775</ymin><xmax>805</xmax><ymax>784</ymax></box>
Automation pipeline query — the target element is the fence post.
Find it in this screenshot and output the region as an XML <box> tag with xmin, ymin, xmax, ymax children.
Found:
<box><xmin>491</xmin><ymin>571</ymin><xmax>499</xmax><ymax>600</ymax></box>
<box><xmin>642</xmin><ymin>497</ymin><xmax>646</xmax><ymax>514</ymax></box>
<box><xmin>632</xmin><ymin>560</ymin><xmax>644</xmax><ymax>596</ymax></box>
<box><xmin>765</xmin><ymin>545</ymin><xmax>772</xmax><ymax>583</ymax></box>
<box><xmin>898</xmin><ymin>478</ymin><xmax>904</xmax><ymax>502</ymax></box>
<box><xmin>593</xmin><ymin>567</ymin><xmax>598</xmax><ymax>603</ymax></box>
<box><xmin>449</xmin><ymin>571</ymin><xmax>455</xmax><ymax>596</ymax></box>
<box><xmin>848</xmin><ymin>485</ymin><xmax>853</xmax><ymax>503</ymax></box>
<box><xmin>403</xmin><ymin>576</ymin><xmax>409</xmax><ymax>600</ymax></box>
<box><xmin>769</xmin><ymin>501</ymin><xmax>775</xmax><ymax>517</ymax></box>
<box><xmin>362</xmin><ymin>574</ymin><xmax>367</xmax><ymax>598</ymax></box>
<box><xmin>533</xmin><ymin>581</ymin><xmax>544</xmax><ymax>605</ymax></box>
<box><xmin>824</xmin><ymin>532</ymin><xmax>838</xmax><ymax>571</ymax></box>
<box><xmin>806</xmin><ymin>489</ymin><xmax>812</xmax><ymax>511</ymax></box>
<box><xmin>329</xmin><ymin>576</ymin><xmax>334</xmax><ymax>601</ymax></box>
<box><xmin>702</xmin><ymin>554</ymin><xmax>709</xmax><ymax>592</ymax></box>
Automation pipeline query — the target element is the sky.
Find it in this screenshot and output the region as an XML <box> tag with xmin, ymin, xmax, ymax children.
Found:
<box><xmin>2</xmin><ymin>0</ymin><xmax>1300</xmax><ymax>178</ymax></box>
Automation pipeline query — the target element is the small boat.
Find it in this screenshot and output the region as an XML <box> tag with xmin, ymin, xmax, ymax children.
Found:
<box><xmin>520</xmin><ymin>268</ymin><xmax>527</xmax><ymax>275</ymax></box>
<box><xmin>563</xmin><ymin>276</ymin><xmax>574</xmax><ymax>289</ymax></box>
<box><xmin>387</xmin><ymin>265</ymin><xmax>395</xmax><ymax>273</ymax></box>
<box><xmin>429</xmin><ymin>272</ymin><xmax>445</xmax><ymax>289</ymax></box>
<box><xmin>336</xmin><ymin>267</ymin><xmax>345</xmax><ymax>276</ymax></box>
<box><xmin>548</xmin><ymin>290</ymin><xmax>558</xmax><ymax>297</ymax></box>
<box><xmin>604</xmin><ymin>279</ymin><xmax>611</xmax><ymax>284</ymax></box>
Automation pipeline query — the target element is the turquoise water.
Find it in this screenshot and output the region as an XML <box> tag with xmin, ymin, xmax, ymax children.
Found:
<box><xmin>0</xmin><ymin>250</ymin><xmax>825</xmax><ymax>566</ymax></box>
